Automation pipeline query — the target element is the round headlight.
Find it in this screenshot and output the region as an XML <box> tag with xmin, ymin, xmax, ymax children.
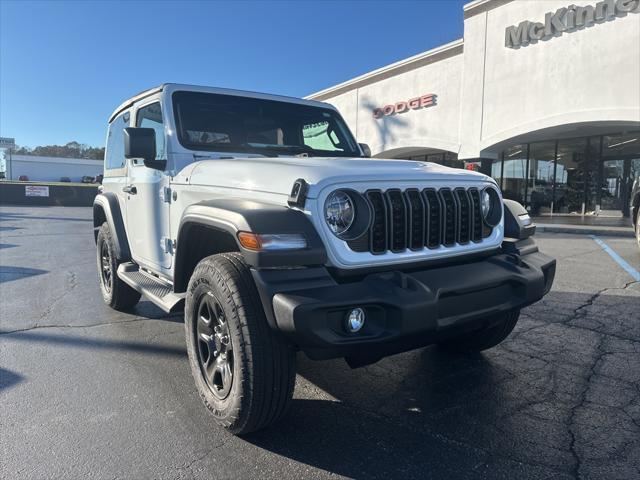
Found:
<box><xmin>325</xmin><ymin>190</ymin><xmax>355</xmax><ymax>236</ymax></box>
<box><xmin>481</xmin><ymin>190</ymin><xmax>492</xmax><ymax>217</ymax></box>
<box><xmin>482</xmin><ymin>187</ymin><xmax>502</xmax><ymax>227</ymax></box>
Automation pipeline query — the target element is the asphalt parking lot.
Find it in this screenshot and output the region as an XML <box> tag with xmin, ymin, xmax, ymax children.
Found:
<box><xmin>1</xmin><ymin>205</ymin><xmax>639</xmax><ymax>480</ymax></box>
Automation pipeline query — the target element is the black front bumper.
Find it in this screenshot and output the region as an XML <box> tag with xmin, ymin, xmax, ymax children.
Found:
<box><xmin>252</xmin><ymin>240</ymin><xmax>555</xmax><ymax>361</ymax></box>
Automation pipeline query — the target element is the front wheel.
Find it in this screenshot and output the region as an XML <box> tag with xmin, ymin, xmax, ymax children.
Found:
<box><xmin>184</xmin><ymin>253</ymin><xmax>296</xmax><ymax>435</ymax></box>
<box><xmin>438</xmin><ymin>309</ymin><xmax>520</xmax><ymax>353</ymax></box>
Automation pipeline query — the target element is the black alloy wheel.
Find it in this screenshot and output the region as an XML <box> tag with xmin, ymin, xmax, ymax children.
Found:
<box><xmin>196</xmin><ymin>291</ymin><xmax>234</xmax><ymax>400</ymax></box>
<box><xmin>99</xmin><ymin>239</ymin><xmax>112</xmax><ymax>294</ymax></box>
<box><xmin>184</xmin><ymin>252</ymin><xmax>296</xmax><ymax>434</ymax></box>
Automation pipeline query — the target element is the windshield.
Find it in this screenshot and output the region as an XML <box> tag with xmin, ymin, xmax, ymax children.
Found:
<box><xmin>172</xmin><ymin>91</ymin><xmax>361</xmax><ymax>157</ymax></box>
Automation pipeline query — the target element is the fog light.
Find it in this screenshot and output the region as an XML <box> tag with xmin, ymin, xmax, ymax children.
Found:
<box><xmin>345</xmin><ymin>308</ymin><xmax>365</xmax><ymax>333</ymax></box>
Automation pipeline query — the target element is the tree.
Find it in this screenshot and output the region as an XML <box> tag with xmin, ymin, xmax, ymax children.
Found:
<box><xmin>13</xmin><ymin>141</ymin><xmax>105</xmax><ymax>160</ymax></box>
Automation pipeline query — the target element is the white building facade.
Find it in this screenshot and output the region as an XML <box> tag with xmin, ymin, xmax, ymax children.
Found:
<box><xmin>309</xmin><ymin>0</ymin><xmax>640</xmax><ymax>217</ymax></box>
<box><xmin>6</xmin><ymin>154</ymin><xmax>103</xmax><ymax>182</ymax></box>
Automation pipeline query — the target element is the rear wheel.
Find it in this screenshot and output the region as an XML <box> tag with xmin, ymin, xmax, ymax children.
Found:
<box><xmin>96</xmin><ymin>222</ymin><xmax>141</xmax><ymax>310</ymax></box>
<box><xmin>636</xmin><ymin>207</ymin><xmax>640</xmax><ymax>247</ymax></box>
<box><xmin>439</xmin><ymin>309</ymin><xmax>520</xmax><ymax>353</ymax></box>
<box><xmin>185</xmin><ymin>253</ymin><xmax>296</xmax><ymax>435</ymax></box>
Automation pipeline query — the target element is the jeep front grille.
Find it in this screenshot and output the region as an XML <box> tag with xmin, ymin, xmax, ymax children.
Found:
<box><xmin>349</xmin><ymin>187</ymin><xmax>491</xmax><ymax>254</ymax></box>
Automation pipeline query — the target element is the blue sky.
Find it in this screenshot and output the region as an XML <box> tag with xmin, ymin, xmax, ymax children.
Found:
<box><xmin>0</xmin><ymin>0</ymin><xmax>465</xmax><ymax>149</ymax></box>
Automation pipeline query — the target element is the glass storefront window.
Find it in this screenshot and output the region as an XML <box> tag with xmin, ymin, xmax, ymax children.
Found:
<box><xmin>555</xmin><ymin>137</ymin><xmax>588</xmax><ymax>214</ymax></box>
<box><xmin>496</xmin><ymin>132</ymin><xmax>638</xmax><ymax>217</ymax></box>
<box><xmin>490</xmin><ymin>156</ymin><xmax>503</xmax><ymax>188</ymax></box>
<box><xmin>600</xmin><ymin>159</ymin><xmax>626</xmax><ymax>212</ymax></box>
<box><xmin>602</xmin><ymin>132</ymin><xmax>640</xmax><ymax>157</ymax></box>
<box><xmin>527</xmin><ymin>141</ymin><xmax>555</xmax><ymax>215</ymax></box>
<box><xmin>442</xmin><ymin>152</ymin><xmax>463</xmax><ymax>169</ymax></box>
<box><xmin>501</xmin><ymin>144</ymin><xmax>527</xmax><ymax>205</ymax></box>
<box><xmin>631</xmin><ymin>158</ymin><xmax>640</xmax><ymax>180</ymax></box>
<box><xmin>426</xmin><ymin>153</ymin><xmax>443</xmax><ymax>163</ymax></box>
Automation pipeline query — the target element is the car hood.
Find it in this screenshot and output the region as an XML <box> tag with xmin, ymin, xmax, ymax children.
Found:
<box><xmin>181</xmin><ymin>155</ymin><xmax>492</xmax><ymax>199</ymax></box>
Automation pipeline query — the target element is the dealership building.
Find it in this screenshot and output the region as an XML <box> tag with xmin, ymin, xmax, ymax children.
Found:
<box><xmin>308</xmin><ymin>0</ymin><xmax>640</xmax><ymax>217</ymax></box>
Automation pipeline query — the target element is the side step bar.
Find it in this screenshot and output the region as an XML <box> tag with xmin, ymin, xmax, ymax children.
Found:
<box><xmin>117</xmin><ymin>263</ymin><xmax>185</xmax><ymax>313</ymax></box>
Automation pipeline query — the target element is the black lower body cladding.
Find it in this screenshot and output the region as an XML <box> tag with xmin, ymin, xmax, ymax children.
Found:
<box><xmin>251</xmin><ymin>239</ymin><xmax>555</xmax><ymax>361</ymax></box>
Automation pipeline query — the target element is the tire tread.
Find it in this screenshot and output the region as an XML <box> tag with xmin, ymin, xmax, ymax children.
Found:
<box><xmin>185</xmin><ymin>252</ymin><xmax>295</xmax><ymax>434</ymax></box>
<box><xmin>97</xmin><ymin>223</ymin><xmax>140</xmax><ymax>311</ymax></box>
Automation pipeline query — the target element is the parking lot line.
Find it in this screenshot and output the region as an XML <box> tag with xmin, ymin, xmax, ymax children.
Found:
<box><xmin>590</xmin><ymin>235</ymin><xmax>640</xmax><ymax>281</ymax></box>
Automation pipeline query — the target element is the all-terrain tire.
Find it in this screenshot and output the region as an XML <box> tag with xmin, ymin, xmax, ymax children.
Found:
<box><xmin>184</xmin><ymin>252</ymin><xmax>296</xmax><ymax>435</ymax></box>
<box><xmin>96</xmin><ymin>222</ymin><xmax>141</xmax><ymax>310</ymax></box>
<box><xmin>439</xmin><ymin>309</ymin><xmax>520</xmax><ymax>353</ymax></box>
<box><xmin>636</xmin><ymin>207</ymin><xmax>640</xmax><ymax>247</ymax></box>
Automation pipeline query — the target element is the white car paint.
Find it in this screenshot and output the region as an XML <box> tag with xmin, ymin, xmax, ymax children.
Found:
<box><xmin>104</xmin><ymin>84</ymin><xmax>504</xmax><ymax>278</ymax></box>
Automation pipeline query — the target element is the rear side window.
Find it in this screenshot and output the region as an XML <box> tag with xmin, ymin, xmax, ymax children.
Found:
<box><xmin>136</xmin><ymin>102</ymin><xmax>165</xmax><ymax>159</ymax></box>
<box><xmin>105</xmin><ymin>112</ymin><xmax>129</xmax><ymax>170</ymax></box>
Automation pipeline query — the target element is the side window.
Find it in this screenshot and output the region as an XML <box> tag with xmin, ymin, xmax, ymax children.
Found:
<box><xmin>105</xmin><ymin>112</ymin><xmax>129</xmax><ymax>170</ymax></box>
<box><xmin>136</xmin><ymin>102</ymin><xmax>165</xmax><ymax>159</ymax></box>
<box><xmin>302</xmin><ymin>120</ymin><xmax>344</xmax><ymax>152</ymax></box>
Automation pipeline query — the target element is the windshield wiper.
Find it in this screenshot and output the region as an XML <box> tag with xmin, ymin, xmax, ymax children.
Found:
<box><xmin>253</xmin><ymin>144</ymin><xmax>316</xmax><ymax>157</ymax></box>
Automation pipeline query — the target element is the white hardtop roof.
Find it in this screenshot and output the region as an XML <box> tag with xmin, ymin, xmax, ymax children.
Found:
<box><xmin>108</xmin><ymin>83</ymin><xmax>334</xmax><ymax>123</ymax></box>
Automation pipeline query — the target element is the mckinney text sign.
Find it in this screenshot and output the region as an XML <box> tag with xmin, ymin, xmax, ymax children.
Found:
<box><xmin>505</xmin><ymin>0</ymin><xmax>640</xmax><ymax>48</ymax></box>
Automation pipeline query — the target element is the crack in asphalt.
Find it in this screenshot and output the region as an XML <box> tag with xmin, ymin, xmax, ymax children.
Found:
<box><xmin>28</xmin><ymin>270</ymin><xmax>79</xmax><ymax>329</ymax></box>
<box><xmin>174</xmin><ymin>436</ymin><xmax>233</xmax><ymax>477</ymax></box>
<box><xmin>519</xmin><ymin>281</ymin><xmax>638</xmax><ymax>478</ymax></box>
<box><xmin>513</xmin><ymin>280</ymin><xmax>639</xmax><ymax>344</ymax></box>
<box><xmin>566</xmin><ymin>333</ymin><xmax>606</xmax><ymax>480</ymax></box>
<box><xmin>0</xmin><ymin>314</ymin><xmax>183</xmax><ymax>336</ymax></box>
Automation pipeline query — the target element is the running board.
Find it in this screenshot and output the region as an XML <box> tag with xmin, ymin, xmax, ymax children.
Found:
<box><xmin>117</xmin><ymin>263</ymin><xmax>185</xmax><ymax>313</ymax></box>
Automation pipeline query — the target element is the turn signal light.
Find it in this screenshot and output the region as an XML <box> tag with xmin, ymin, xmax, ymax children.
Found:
<box><xmin>238</xmin><ymin>232</ymin><xmax>261</xmax><ymax>251</ymax></box>
<box><xmin>237</xmin><ymin>232</ymin><xmax>307</xmax><ymax>251</ymax></box>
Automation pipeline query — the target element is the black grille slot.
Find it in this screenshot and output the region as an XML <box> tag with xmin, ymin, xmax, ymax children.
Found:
<box><xmin>422</xmin><ymin>189</ymin><xmax>442</xmax><ymax>248</ymax></box>
<box><xmin>439</xmin><ymin>189</ymin><xmax>457</xmax><ymax>246</ymax></box>
<box><xmin>366</xmin><ymin>190</ymin><xmax>388</xmax><ymax>254</ymax></box>
<box><xmin>468</xmin><ymin>188</ymin><xmax>483</xmax><ymax>242</ymax></box>
<box><xmin>405</xmin><ymin>189</ymin><xmax>425</xmax><ymax>250</ymax></box>
<box><xmin>455</xmin><ymin>188</ymin><xmax>471</xmax><ymax>244</ymax></box>
<box><xmin>349</xmin><ymin>187</ymin><xmax>493</xmax><ymax>254</ymax></box>
<box><xmin>347</xmin><ymin>232</ymin><xmax>370</xmax><ymax>252</ymax></box>
<box><xmin>385</xmin><ymin>189</ymin><xmax>408</xmax><ymax>252</ymax></box>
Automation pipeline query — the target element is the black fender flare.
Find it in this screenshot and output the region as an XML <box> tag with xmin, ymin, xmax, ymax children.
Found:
<box><xmin>503</xmin><ymin>199</ymin><xmax>536</xmax><ymax>240</ymax></box>
<box><xmin>93</xmin><ymin>192</ymin><xmax>131</xmax><ymax>261</ymax></box>
<box><xmin>175</xmin><ymin>197</ymin><xmax>327</xmax><ymax>277</ymax></box>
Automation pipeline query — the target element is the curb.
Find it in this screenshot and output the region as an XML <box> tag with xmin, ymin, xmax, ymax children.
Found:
<box><xmin>536</xmin><ymin>224</ymin><xmax>635</xmax><ymax>238</ymax></box>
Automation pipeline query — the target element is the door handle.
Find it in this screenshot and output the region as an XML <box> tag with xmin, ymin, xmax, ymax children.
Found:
<box><xmin>122</xmin><ymin>185</ymin><xmax>137</xmax><ymax>195</ymax></box>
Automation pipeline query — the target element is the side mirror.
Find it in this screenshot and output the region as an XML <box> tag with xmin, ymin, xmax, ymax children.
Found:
<box><xmin>124</xmin><ymin>127</ymin><xmax>165</xmax><ymax>170</ymax></box>
<box><xmin>359</xmin><ymin>143</ymin><xmax>371</xmax><ymax>158</ymax></box>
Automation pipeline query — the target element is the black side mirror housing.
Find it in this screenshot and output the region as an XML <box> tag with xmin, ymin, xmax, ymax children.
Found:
<box><xmin>503</xmin><ymin>199</ymin><xmax>536</xmax><ymax>240</ymax></box>
<box><xmin>124</xmin><ymin>127</ymin><xmax>165</xmax><ymax>170</ymax></box>
<box><xmin>359</xmin><ymin>143</ymin><xmax>371</xmax><ymax>158</ymax></box>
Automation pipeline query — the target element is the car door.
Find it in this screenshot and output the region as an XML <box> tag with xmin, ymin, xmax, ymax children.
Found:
<box><xmin>102</xmin><ymin>111</ymin><xmax>131</xmax><ymax>226</ymax></box>
<box><xmin>124</xmin><ymin>100</ymin><xmax>172</xmax><ymax>271</ymax></box>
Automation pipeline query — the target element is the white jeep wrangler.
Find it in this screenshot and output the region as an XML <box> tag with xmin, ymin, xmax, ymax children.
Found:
<box><xmin>94</xmin><ymin>83</ymin><xmax>556</xmax><ymax>434</ymax></box>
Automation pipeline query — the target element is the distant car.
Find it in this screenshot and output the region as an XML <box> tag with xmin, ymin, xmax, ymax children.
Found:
<box><xmin>0</xmin><ymin>171</ymin><xmax>5</xmax><ymax>179</ymax></box>
<box><xmin>18</xmin><ymin>175</ymin><xmax>29</xmax><ymax>181</ymax></box>
<box><xmin>60</xmin><ymin>177</ymin><xmax>71</xmax><ymax>182</ymax></box>
<box><xmin>630</xmin><ymin>175</ymin><xmax>640</xmax><ymax>248</ymax></box>
<box><xmin>82</xmin><ymin>176</ymin><xmax>95</xmax><ymax>183</ymax></box>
